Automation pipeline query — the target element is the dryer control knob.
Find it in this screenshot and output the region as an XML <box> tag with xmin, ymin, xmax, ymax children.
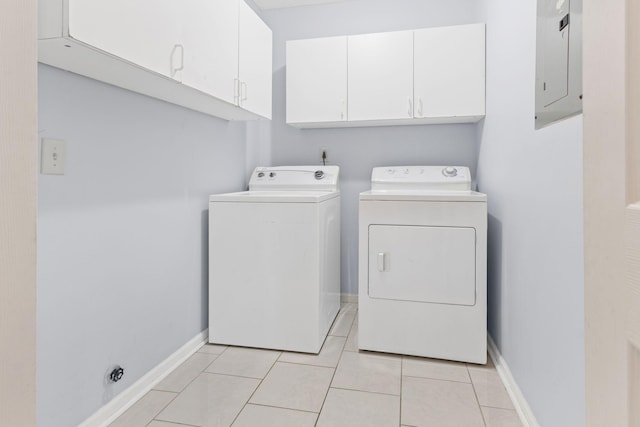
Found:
<box><xmin>314</xmin><ymin>170</ymin><xmax>325</xmax><ymax>180</ymax></box>
<box><xmin>442</xmin><ymin>167</ymin><xmax>458</xmax><ymax>177</ymax></box>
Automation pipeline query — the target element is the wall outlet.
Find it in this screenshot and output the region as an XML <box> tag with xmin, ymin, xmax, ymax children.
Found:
<box><xmin>41</xmin><ymin>138</ymin><xmax>66</xmax><ymax>175</ymax></box>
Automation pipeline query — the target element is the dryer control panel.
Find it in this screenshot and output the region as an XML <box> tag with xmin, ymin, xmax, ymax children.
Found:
<box><xmin>371</xmin><ymin>166</ymin><xmax>471</xmax><ymax>191</ymax></box>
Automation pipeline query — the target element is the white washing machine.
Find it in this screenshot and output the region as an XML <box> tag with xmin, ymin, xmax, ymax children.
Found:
<box><xmin>358</xmin><ymin>166</ymin><xmax>487</xmax><ymax>364</ymax></box>
<box><xmin>209</xmin><ymin>166</ymin><xmax>340</xmax><ymax>354</ymax></box>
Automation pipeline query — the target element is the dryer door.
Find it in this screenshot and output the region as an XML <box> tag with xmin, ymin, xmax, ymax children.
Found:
<box><xmin>368</xmin><ymin>225</ymin><xmax>476</xmax><ymax>306</ymax></box>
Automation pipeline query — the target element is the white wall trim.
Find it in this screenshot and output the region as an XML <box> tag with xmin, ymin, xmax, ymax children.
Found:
<box><xmin>341</xmin><ymin>293</ymin><xmax>358</xmax><ymax>304</ymax></box>
<box><xmin>78</xmin><ymin>329</ymin><xmax>209</xmax><ymax>427</ymax></box>
<box><xmin>488</xmin><ymin>335</ymin><xmax>540</xmax><ymax>427</ymax></box>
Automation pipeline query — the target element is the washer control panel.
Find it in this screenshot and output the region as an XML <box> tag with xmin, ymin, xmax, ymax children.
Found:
<box><xmin>371</xmin><ymin>166</ymin><xmax>471</xmax><ymax>191</ymax></box>
<box><xmin>249</xmin><ymin>165</ymin><xmax>340</xmax><ymax>191</ymax></box>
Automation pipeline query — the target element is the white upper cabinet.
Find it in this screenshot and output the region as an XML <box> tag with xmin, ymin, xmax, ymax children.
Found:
<box><xmin>67</xmin><ymin>0</ymin><xmax>184</xmax><ymax>80</ymax></box>
<box><xmin>38</xmin><ymin>0</ymin><xmax>272</xmax><ymax>121</ymax></box>
<box><xmin>286</xmin><ymin>36</ymin><xmax>347</xmax><ymax>125</ymax></box>
<box><xmin>238</xmin><ymin>0</ymin><xmax>273</xmax><ymax>119</ymax></box>
<box><xmin>414</xmin><ymin>23</ymin><xmax>485</xmax><ymax>119</ymax></box>
<box><xmin>286</xmin><ymin>24</ymin><xmax>485</xmax><ymax>128</ymax></box>
<box><xmin>347</xmin><ymin>31</ymin><xmax>414</xmax><ymax>122</ymax></box>
<box><xmin>182</xmin><ymin>0</ymin><xmax>239</xmax><ymax>105</ymax></box>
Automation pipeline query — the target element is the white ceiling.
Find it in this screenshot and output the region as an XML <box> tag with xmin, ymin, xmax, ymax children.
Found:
<box><xmin>253</xmin><ymin>0</ymin><xmax>347</xmax><ymax>10</ymax></box>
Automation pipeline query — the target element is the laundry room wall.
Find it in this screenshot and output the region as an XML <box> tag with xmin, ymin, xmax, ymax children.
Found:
<box><xmin>477</xmin><ymin>1</ymin><xmax>585</xmax><ymax>426</ymax></box>
<box><xmin>37</xmin><ymin>65</ymin><xmax>254</xmax><ymax>427</ymax></box>
<box><xmin>261</xmin><ymin>0</ymin><xmax>483</xmax><ymax>296</ymax></box>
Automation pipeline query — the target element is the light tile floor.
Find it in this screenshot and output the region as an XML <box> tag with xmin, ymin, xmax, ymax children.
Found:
<box><xmin>110</xmin><ymin>303</ymin><xmax>523</xmax><ymax>427</ymax></box>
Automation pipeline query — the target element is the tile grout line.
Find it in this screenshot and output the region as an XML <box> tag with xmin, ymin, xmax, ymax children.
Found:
<box><xmin>145</xmin><ymin>417</ymin><xmax>198</xmax><ymax>427</ymax></box>
<box><xmin>329</xmin><ymin>385</ymin><xmax>400</xmax><ymax>398</ymax></box>
<box><xmin>153</xmin><ymin>351</ymin><xmax>222</xmax><ymax>394</ymax></box>
<box><xmin>275</xmin><ymin>359</ymin><xmax>340</xmax><ymax>369</ymax></box>
<box><xmin>468</xmin><ymin>363</ymin><xmax>488</xmax><ymax>427</ymax></box>
<box><xmin>225</xmin><ymin>350</ymin><xmax>282</xmax><ymax>427</ymax></box>
<box><xmin>140</xmin><ymin>391</ymin><xmax>179</xmax><ymax>427</ymax></box>
<box><xmin>275</xmin><ymin>335</ymin><xmax>347</xmax><ymax>369</ymax></box>
<box><xmin>200</xmin><ymin>370</ymin><xmax>274</xmax><ymax>381</ymax></box>
<box><xmin>313</xmin><ymin>308</ymin><xmax>353</xmax><ymax>426</ymax></box>
<box><xmin>480</xmin><ymin>404</ymin><xmax>524</xmax><ymax>412</ymax></box>
<box><xmin>148</xmin><ymin>348</ymin><xmax>228</xmax><ymax>425</ymax></box>
<box><xmin>247</xmin><ymin>401</ymin><xmax>320</xmax><ymax>415</ymax></box>
<box><xmin>401</xmin><ymin>372</ymin><xmax>472</xmax><ymax>385</ymax></box>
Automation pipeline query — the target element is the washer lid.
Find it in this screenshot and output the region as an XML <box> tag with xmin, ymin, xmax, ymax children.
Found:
<box><xmin>371</xmin><ymin>166</ymin><xmax>471</xmax><ymax>191</ymax></box>
<box><xmin>210</xmin><ymin>190</ymin><xmax>340</xmax><ymax>203</ymax></box>
<box><xmin>249</xmin><ymin>165</ymin><xmax>339</xmax><ymax>191</ymax></box>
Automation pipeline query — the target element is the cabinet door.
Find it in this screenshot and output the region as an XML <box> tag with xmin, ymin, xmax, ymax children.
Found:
<box><xmin>414</xmin><ymin>24</ymin><xmax>485</xmax><ymax>118</ymax></box>
<box><xmin>348</xmin><ymin>31</ymin><xmax>414</xmax><ymax>121</ymax></box>
<box><xmin>67</xmin><ymin>0</ymin><xmax>183</xmax><ymax>80</ymax></box>
<box><xmin>182</xmin><ymin>0</ymin><xmax>239</xmax><ymax>105</ymax></box>
<box><xmin>238</xmin><ymin>1</ymin><xmax>273</xmax><ymax>119</ymax></box>
<box><xmin>286</xmin><ymin>36</ymin><xmax>347</xmax><ymax>124</ymax></box>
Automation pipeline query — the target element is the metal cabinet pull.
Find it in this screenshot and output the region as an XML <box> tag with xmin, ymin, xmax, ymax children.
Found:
<box><xmin>234</xmin><ymin>78</ymin><xmax>240</xmax><ymax>105</ymax></box>
<box><xmin>170</xmin><ymin>44</ymin><xmax>184</xmax><ymax>78</ymax></box>
<box><xmin>241</xmin><ymin>81</ymin><xmax>248</xmax><ymax>103</ymax></box>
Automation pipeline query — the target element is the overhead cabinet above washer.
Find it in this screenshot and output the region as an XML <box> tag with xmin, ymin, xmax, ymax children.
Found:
<box><xmin>38</xmin><ymin>0</ymin><xmax>272</xmax><ymax>121</ymax></box>
<box><xmin>286</xmin><ymin>36</ymin><xmax>348</xmax><ymax>125</ymax></box>
<box><xmin>286</xmin><ymin>23</ymin><xmax>485</xmax><ymax>128</ymax></box>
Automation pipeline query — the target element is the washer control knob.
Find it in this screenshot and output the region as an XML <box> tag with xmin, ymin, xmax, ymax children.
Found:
<box><xmin>314</xmin><ymin>170</ymin><xmax>325</xmax><ymax>180</ymax></box>
<box><xmin>269</xmin><ymin>172</ymin><xmax>276</xmax><ymax>178</ymax></box>
<box><xmin>387</xmin><ymin>168</ymin><xmax>395</xmax><ymax>174</ymax></box>
<box><xmin>442</xmin><ymin>167</ymin><xmax>458</xmax><ymax>177</ymax></box>
<box><xmin>257</xmin><ymin>172</ymin><xmax>265</xmax><ymax>178</ymax></box>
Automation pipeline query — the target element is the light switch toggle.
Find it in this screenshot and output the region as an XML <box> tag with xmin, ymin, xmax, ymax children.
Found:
<box><xmin>41</xmin><ymin>138</ymin><xmax>66</xmax><ymax>175</ymax></box>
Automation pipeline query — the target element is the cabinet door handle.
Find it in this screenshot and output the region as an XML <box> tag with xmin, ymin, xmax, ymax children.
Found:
<box><xmin>241</xmin><ymin>81</ymin><xmax>248</xmax><ymax>103</ymax></box>
<box><xmin>340</xmin><ymin>98</ymin><xmax>345</xmax><ymax>121</ymax></box>
<box><xmin>418</xmin><ymin>98</ymin><xmax>423</xmax><ymax>117</ymax></box>
<box><xmin>234</xmin><ymin>78</ymin><xmax>239</xmax><ymax>105</ymax></box>
<box><xmin>377</xmin><ymin>252</ymin><xmax>387</xmax><ymax>272</ymax></box>
<box><xmin>170</xmin><ymin>44</ymin><xmax>184</xmax><ymax>78</ymax></box>
<box><xmin>408</xmin><ymin>98</ymin><xmax>413</xmax><ymax>117</ymax></box>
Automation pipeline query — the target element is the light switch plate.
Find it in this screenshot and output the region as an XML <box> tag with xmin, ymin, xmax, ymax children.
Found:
<box><xmin>41</xmin><ymin>138</ymin><xmax>66</xmax><ymax>175</ymax></box>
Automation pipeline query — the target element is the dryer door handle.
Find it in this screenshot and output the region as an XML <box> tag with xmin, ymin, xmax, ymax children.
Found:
<box><xmin>377</xmin><ymin>252</ymin><xmax>388</xmax><ymax>272</ymax></box>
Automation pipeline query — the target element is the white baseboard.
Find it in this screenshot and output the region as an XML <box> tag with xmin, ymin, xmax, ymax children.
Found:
<box><xmin>487</xmin><ymin>335</ymin><xmax>540</xmax><ymax>427</ymax></box>
<box><xmin>341</xmin><ymin>293</ymin><xmax>358</xmax><ymax>304</ymax></box>
<box><xmin>78</xmin><ymin>329</ymin><xmax>209</xmax><ymax>427</ymax></box>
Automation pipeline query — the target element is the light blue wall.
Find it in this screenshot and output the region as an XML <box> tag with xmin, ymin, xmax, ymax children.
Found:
<box><xmin>37</xmin><ymin>65</ymin><xmax>251</xmax><ymax>427</ymax></box>
<box><xmin>262</xmin><ymin>0</ymin><xmax>483</xmax><ymax>295</ymax></box>
<box><xmin>477</xmin><ymin>1</ymin><xmax>585</xmax><ymax>426</ymax></box>
<box><xmin>36</xmin><ymin>1</ymin><xmax>586</xmax><ymax>426</ymax></box>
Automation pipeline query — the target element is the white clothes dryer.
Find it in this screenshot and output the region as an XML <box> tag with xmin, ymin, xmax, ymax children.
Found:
<box><xmin>209</xmin><ymin>166</ymin><xmax>340</xmax><ymax>354</ymax></box>
<box><xmin>358</xmin><ymin>166</ymin><xmax>487</xmax><ymax>364</ymax></box>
